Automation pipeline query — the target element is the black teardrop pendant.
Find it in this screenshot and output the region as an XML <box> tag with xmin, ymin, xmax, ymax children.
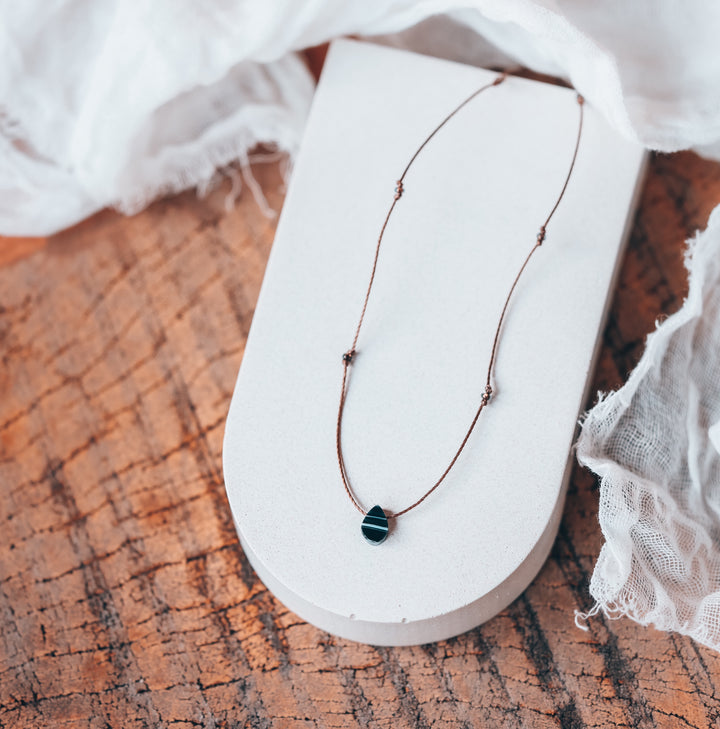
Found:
<box><xmin>361</xmin><ymin>505</ymin><xmax>389</xmax><ymax>545</ymax></box>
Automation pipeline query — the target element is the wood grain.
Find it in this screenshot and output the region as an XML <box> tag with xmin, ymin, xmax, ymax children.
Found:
<box><xmin>2</xmin><ymin>142</ymin><xmax>720</xmax><ymax>727</ymax></box>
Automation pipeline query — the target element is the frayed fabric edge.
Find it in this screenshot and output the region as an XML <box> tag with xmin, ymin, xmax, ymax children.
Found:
<box><xmin>574</xmin><ymin>601</ymin><xmax>601</xmax><ymax>630</ymax></box>
<box><xmin>574</xmin><ymin>596</ymin><xmax>720</xmax><ymax>654</ymax></box>
<box><xmin>574</xmin><ymin>600</ymin><xmax>640</xmax><ymax>631</ymax></box>
<box><xmin>113</xmin><ymin>126</ymin><xmax>298</xmax><ymax>222</ymax></box>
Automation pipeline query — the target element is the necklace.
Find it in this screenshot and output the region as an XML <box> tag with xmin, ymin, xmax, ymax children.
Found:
<box><xmin>336</xmin><ymin>72</ymin><xmax>585</xmax><ymax>545</ymax></box>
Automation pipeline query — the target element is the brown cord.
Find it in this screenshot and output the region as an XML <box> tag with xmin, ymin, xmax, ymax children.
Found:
<box><xmin>336</xmin><ymin>77</ymin><xmax>585</xmax><ymax>519</ymax></box>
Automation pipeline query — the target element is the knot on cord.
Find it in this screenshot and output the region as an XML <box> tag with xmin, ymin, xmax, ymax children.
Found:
<box><xmin>482</xmin><ymin>385</ymin><xmax>493</xmax><ymax>405</ymax></box>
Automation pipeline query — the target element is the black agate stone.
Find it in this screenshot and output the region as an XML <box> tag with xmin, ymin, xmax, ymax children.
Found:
<box><xmin>361</xmin><ymin>505</ymin><xmax>389</xmax><ymax>545</ymax></box>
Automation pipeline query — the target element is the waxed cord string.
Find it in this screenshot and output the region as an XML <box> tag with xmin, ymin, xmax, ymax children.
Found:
<box><xmin>337</xmin><ymin>74</ymin><xmax>585</xmax><ymax>518</ymax></box>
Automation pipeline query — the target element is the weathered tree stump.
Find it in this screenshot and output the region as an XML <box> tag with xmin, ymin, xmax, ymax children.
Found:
<box><xmin>2</xmin><ymin>138</ymin><xmax>720</xmax><ymax>726</ymax></box>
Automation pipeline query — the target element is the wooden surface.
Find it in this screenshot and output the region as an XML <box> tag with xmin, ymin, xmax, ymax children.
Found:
<box><xmin>2</xmin><ymin>135</ymin><xmax>720</xmax><ymax>726</ymax></box>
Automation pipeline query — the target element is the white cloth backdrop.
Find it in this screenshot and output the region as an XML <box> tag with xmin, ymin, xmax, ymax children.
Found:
<box><xmin>3</xmin><ymin>2</ymin><xmax>720</xmax><ymax>236</ymax></box>
<box><xmin>2</xmin><ymin>0</ymin><xmax>720</xmax><ymax>648</ymax></box>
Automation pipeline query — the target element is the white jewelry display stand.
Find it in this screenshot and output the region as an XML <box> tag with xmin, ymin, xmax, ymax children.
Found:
<box><xmin>223</xmin><ymin>39</ymin><xmax>647</xmax><ymax>646</ymax></box>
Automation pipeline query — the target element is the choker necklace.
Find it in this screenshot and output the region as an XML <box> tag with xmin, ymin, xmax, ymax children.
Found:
<box><xmin>336</xmin><ymin>72</ymin><xmax>585</xmax><ymax>545</ymax></box>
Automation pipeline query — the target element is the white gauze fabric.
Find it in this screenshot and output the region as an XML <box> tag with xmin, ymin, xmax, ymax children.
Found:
<box><xmin>0</xmin><ymin>3</ymin><xmax>315</xmax><ymax>235</ymax></box>
<box><xmin>2</xmin><ymin>1</ymin><xmax>720</xmax><ymax>235</ymax></box>
<box><xmin>576</xmin><ymin>210</ymin><xmax>720</xmax><ymax>651</ymax></box>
